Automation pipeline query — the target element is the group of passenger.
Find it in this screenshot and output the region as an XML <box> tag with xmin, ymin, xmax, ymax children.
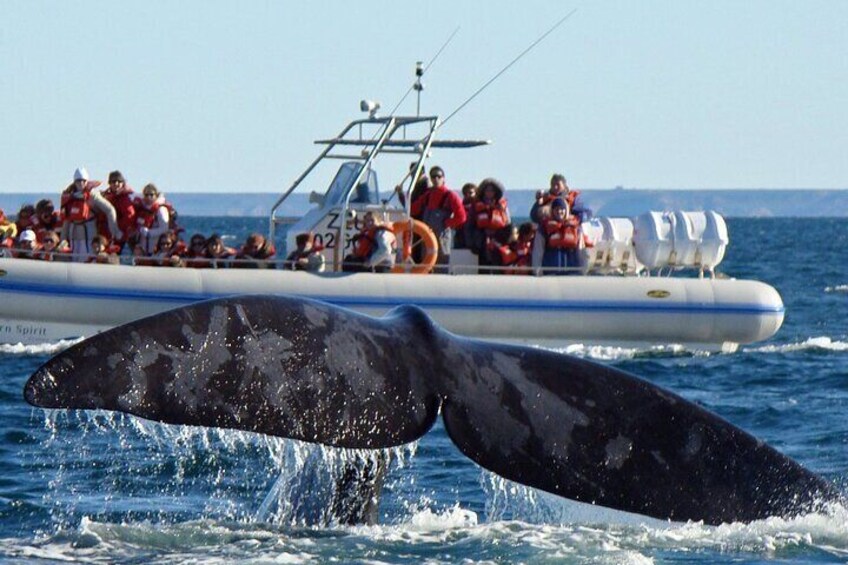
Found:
<box><xmin>334</xmin><ymin>164</ymin><xmax>591</xmax><ymax>275</ymax></box>
<box><xmin>2</xmin><ymin>165</ymin><xmax>591</xmax><ymax>275</ymax></box>
<box><xmin>0</xmin><ymin>167</ymin><xmax>277</xmax><ymax>268</ymax></box>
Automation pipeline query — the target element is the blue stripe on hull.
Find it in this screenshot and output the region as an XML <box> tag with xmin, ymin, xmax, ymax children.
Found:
<box><xmin>0</xmin><ymin>280</ymin><xmax>785</xmax><ymax>316</ymax></box>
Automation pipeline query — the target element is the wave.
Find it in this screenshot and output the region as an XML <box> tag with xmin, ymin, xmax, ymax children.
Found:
<box><xmin>744</xmin><ymin>336</ymin><xmax>848</xmax><ymax>354</ymax></box>
<box><xmin>0</xmin><ymin>337</ymin><xmax>84</xmax><ymax>357</ymax></box>
<box><xmin>5</xmin><ymin>503</ymin><xmax>848</xmax><ymax>563</ymax></box>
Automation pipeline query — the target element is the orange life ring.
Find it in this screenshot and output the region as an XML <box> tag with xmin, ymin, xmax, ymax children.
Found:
<box><xmin>391</xmin><ymin>219</ymin><xmax>439</xmax><ymax>274</ymax></box>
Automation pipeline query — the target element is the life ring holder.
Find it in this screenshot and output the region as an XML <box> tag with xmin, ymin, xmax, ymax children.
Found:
<box><xmin>391</xmin><ymin>219</ymin><xmax>438</xmax><ymax>274</ymax></box>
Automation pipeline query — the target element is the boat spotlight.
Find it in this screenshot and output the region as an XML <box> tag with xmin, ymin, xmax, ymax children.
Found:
<box><xmin>360</xmin><ymin>99</ymin><xmax>381</xmax><ymax>118</ymax></box>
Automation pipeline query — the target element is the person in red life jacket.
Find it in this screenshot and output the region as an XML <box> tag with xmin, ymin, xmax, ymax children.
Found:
<box><xmin>531</xmin><ymin>173</ymin><xmax>591</xmax><ymax>224</ymax></box>
<box><xmin>0</xmin><ymin>209</ymin><xmax>17</xmax><ymax>250</ymax></box>
<box><xmin>233</xmin><ymin>233</ymin><xmax>276</xmax><ymax>269</ymax></box>
<box><xmin>506</xmin><ymin>222</ymin><xmax>537</xmax><ymax>275</ymax></box>
<box><xmin>133</xmin><ymin>183</ymin><xmax>175</xmax><ymax>255</ymax></box>
<box><xmin>31</xmin><ymin>199</ymin><xmax>62</xmax><ymax>243</ymax></box>
<box><xmin>34</xmin><ymin>231</ymin><xmax>61</xmax><ymax>261</ymax></box>
<box><xmin>542</xmin><ymin>198</ymin><xmax>591</xmax><ymax>275</ymax></box>
<box><xmin>14</xmin><ymin>229</ymin><xmax>40</xmax><ymax>259</ymax></box>
<box><xmin>343</xmin><ymin>211</ymin><xmax>397</xmax><ymax>273</ymax></box>
<box><xmin>410</xmin><ymin>166</ymin><xmax>466</xmax><ymax>270</ymax></box>
<box><xmin>204</xmin><ymin>234</ymin><xmax>237</xmax><ymax>268</ymax></box>
<box><xmin>473</xmin><ymin>178</ymin><xmax>512</xmax><ymax>271</ymax></box>
<box><xmin>60</xmin><ymin>167</ymin><xmax>123</xmax><ymax>262</ymax></box>
<box><xmin>15</xmin><ymin>204</ymin><xmax>36</xmax><ymax>234</ymax></box>
<box><xmin>153</xmin><ymin>232</ymin><xmax>185</xmax><ymax>268</ymax></box>
<box><xmin>85</xmin><ymin>235</ymin><xmax>118</xmax><ymax>265</ymax></box>
<box><xmin>100</xmin><ymin>170</ymin><xmax>136</xmax><ymax>253</ymax></box>
<box><xmin>285</xmin><ymin>232</ymin><xmax>325</xmax><ymax>272</ymax></box>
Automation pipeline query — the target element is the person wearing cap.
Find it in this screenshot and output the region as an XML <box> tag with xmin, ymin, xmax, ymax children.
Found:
<box><xmin>541</xmin><ymin>198</ymin><xmax>590</xmax><ymax>275</ymax></box>
<box><xmin>15</xmin><ymin>229</ymin><xmax>40</xmax><ymax>260</ymax></box>
<box><xmin>60</xmin><ymin>167</ymin><xmax>123</xmax><ymax>262</ymax></box>
<box><xmin>100</xmin><ymin>170</ymin><xmax>136</xmax><ymax>253</ymax></box>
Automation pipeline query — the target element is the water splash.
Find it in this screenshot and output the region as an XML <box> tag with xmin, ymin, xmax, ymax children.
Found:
<box><xmin>824</xmin><ymin>285</ymin><xmax>848</xmax><ymax>293</ymax></box>
<box><xmin>0</xmin><ymin>338</ymin><xmax>84</xmax><ymax>356</ymax></box>
<box><xmin>543</xmin><ymin>343</ymin><xmax>713</xmax><ymax>361</ymax></box>
<box><xmin>744</xmin><ymin>336</ymin><xmax>848</xmax><ymax>354</ymax></box>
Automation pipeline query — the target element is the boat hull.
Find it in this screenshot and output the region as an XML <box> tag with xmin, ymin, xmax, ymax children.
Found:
<box><xmin>0</xmin><ymin>258</ymin><xmax>784</xmax><ymax>347</ymax></box>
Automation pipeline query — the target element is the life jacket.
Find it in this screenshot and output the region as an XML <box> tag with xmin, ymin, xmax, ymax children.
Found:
<box><xmin>102</xmin><ymin>187</ymin><xmax>136</xmax><ymax>241</ymax></box>
<box><xmin>62</xmin><ymin>190</ymin><xmax>93</xmax><ymax>223</ymax></box>
<box><xmin>474</xmin><ymin>198</ymin><xmax>509</xmax><ymax>231</ymax></box>
<box><xmin>544</xmin><ymin>218</ymin><xmax>583</xmax><ymax>250</ymax></box>
<box><xmin>541</xmin><ymin>189</ymin><xmax>579</xmax><ymax>209</ymax></box>
<box><xmin>31</xmin><ymin>212</ymin><xmax>62</xmax><ymax>242</ymax></box>
<box><xmin>353</xmin><ymin>226</ymin><xmax>393</xmax><ymax>259</ymax></box>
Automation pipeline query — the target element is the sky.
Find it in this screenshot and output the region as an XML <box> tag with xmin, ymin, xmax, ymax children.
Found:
<box><xmin>1</xmin><ymin>0</ymin><xmax>846</xmax><ymax>193</ymax></box>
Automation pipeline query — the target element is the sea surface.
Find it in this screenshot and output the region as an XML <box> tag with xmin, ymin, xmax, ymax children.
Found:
<box><xmin>1</xmin><ymin>217</ymin><xmax>847</xmax><ymax>564</ymax></box>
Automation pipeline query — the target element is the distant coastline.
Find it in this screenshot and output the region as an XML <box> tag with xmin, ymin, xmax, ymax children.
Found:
<box><xmin>2</xmin><ymin>189</ymin><xmax>847</xmax><ymax>218</ymax></box>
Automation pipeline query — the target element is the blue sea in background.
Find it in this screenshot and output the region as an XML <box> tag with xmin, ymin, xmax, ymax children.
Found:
<box><xmin>1</xmin><ymin>217</ymin><xmax>847</xmax><ymax>563</ymax></box>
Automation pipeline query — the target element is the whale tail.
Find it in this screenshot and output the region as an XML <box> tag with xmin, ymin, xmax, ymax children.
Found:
<box><xmin>24</xmin><ymin>295</ymin><xmax>840</xmax><ymax>525</ymax></box>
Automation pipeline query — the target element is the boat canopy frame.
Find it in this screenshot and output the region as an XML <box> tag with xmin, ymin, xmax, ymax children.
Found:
<box><xmin>268</xmin><ymin>113</ymin><xmax>490</xmax><ymax>244</ymax></box>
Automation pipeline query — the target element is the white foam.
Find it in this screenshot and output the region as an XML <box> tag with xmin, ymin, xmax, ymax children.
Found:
<box><xmin>744</xmin><ymin>336</ymin><xmax>848</xmax><ymax>354</ymax></box>
<box><xmin>825</xmin><ymin>285</ymin><xmax>848</xmax><ymax>293</ymax></box>
<box><xmin>544</xmin><ymin>343</ymin><xmax>710</xmax><ymax>361</ymax></box>
<box><xmin>0</xmin><ymin>337</ymin><xmax>84</xmax><ymax>356</ymax></box>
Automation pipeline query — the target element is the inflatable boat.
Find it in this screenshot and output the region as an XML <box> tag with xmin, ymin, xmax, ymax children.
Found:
<box><xmin>0</xmin><ymin>109</ymin><xmax>784</xmax><ymax>348</ymax></box>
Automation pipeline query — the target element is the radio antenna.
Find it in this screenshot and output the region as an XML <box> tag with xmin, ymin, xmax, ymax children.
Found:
<box><xmin>440</xmin><ymin>8</ymin><xmax>577</xmax><ymax>128</ymax></box>
<box><xmin>386</xmin><ymin>26</ymin><xmax>460</xmax><ymax>118</ymax></box>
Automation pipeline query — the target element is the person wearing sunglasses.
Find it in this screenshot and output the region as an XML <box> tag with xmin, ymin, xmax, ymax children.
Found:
<box><xmin>409</xmin><ymin>166</ymin><xmax>467</xmax><ymax>270</ymax></box>
<box><xmin>133</xmin><ymin>183</ymin><xmax>175</xmax><ymax>256</ymax></box>
<box><xmin>101</xmin><ymin>170</ymin><xmax>137</xmax><ymax>253</ymax></box>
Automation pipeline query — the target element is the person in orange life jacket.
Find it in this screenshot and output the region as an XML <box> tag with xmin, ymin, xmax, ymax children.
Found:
<box><xmin>343</xmin><ymin>211</ymin><xmax>397</xmax><ymax>273</ymax></box>
<box><xmin>31</xmin><ymin>199</ymin><xmax>62</xmax><ymax>243</ymax></box>
<box><xmin>154</xmin><ymin>232</ymin><xmax>185</xmax><ymax>268</ymax></box>
<box><xmin>100</xmin><ymin>171</ymin><xmax>136</xmax><ymax>253</ymax></box>
<box><xmin>473</xmin><ymin>178</ymin><xmax>511</xmax><ymax>270</ymax></box>
<box><xmin>233</xmin><ymin>233</ymin><xmax>276</xmax><ymax>269</ymax></box>
<box><xmin>453</xmin><ymin>183</ymin><xmax>478</xmax><ymax>251</ymax></box>
<box><xmin>507</xmin><ymin>222</ymin><xmax>537</xmax><ymax>275</ymax></box>
<box><xmin>531</xmin><ymin>173</ymin><xmax>591</xmax><ymax>224</ymax></box>
<box><xmin>542</xmin><ymin>198</ymin><xmax>591</xmax><ymax>275</ymax></box>
<box><xmin>410</xmin><ymin>166</ymin><xmax>466</xmax><ymax>268</ymax></box>
<box><xmin>286</xmin><ymin>232</ymin><xmax>325</xmax><ymax>272</ymax></box>
<box><xmin>133</xmin><ymin>183</ymin><xmax>172</xmax><ymax>255</ymax></box>
<box><xmin>204</xmin><ymin>234</ymin><xmax>237</xmax><ymax>268</ymax></box>
<box><xmin>60</xmin><ymin>167</ymin><xmax>123</xmax><ymax>262</ymax></box>
<box><xmin>14</xmin><ymin>229</ymin><xmax>39</xmax><ymax>260</ymax></box>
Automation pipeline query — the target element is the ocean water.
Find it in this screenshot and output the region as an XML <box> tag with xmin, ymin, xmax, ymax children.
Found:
<box><xmin>1</xmin><ymin>217</ymin><xmax>848</xmax><ymax>563</ymax></box>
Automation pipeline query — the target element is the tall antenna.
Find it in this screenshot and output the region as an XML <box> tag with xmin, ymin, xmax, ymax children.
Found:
<box><xmin>440</xmin><ymin>8</ymin><xmax>578</xmax><ymax>128</ymax></box>
<box><xmin>385</xmin><ymin>26</ymin><xmax>460</xmax><ymax>118</ymax></box>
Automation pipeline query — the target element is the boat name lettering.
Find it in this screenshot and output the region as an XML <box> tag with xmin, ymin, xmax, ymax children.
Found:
<box><xmin>313</xmin><ymin>232</ymin><xmax>337</xmax><ymax>250</ymax></box>
<box><xmin>647</xmin><ymin>290</ymin><xmax>671</xmax><ymax>299</ymax></box>
<box><xmin>0</xmin><ymin>323</ymin><xmax>48</xmax><ymax>337</ymax></box>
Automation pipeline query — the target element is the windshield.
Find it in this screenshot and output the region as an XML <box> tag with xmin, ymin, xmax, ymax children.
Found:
<box><xmin>323</xmin><ymin>162</ymin><xmax>380</xmax><ymax>206</ymax></box>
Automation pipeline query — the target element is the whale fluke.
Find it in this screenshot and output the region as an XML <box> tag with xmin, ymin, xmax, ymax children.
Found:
<box><xmin>25</xmin><ymin>295</ymin><xmax>839</xmax><ymax>525</ymax></box>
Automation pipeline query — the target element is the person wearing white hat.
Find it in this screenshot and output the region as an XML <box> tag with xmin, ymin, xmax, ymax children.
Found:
<box><xmin>15</xmin><ymin>229</ymin><xmax>39</xmax><ymax>260</ymax></box>
<box><xmin>60</xmin><ymin>167</ymin><xmax>123</xmax><ymax>262</ymax></box>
